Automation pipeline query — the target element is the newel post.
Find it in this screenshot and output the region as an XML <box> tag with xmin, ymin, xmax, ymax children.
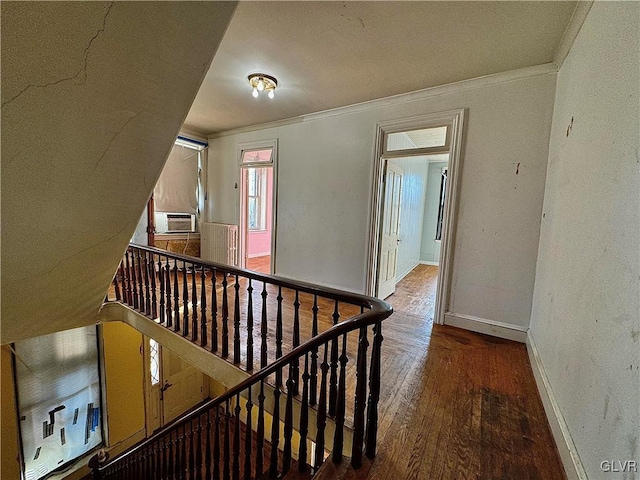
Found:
<box><xmin>88</xmin><ymin>449</ymin><xmax>109</xmax><ymax>480</ymax></box>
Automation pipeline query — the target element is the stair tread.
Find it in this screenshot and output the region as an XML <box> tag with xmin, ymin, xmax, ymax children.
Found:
<box><xmin>313</xmin><ymin>457</ymin><xmax>373</xmax><ymax>480</ymax></box>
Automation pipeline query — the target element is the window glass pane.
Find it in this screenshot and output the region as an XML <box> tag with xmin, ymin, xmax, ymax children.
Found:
<box><xmin>241</xmin><ymin>148</ymin><xmax>272</xmax><ymax>163</ymax></box>
<box><xmin>386</xmin><ymin>126</ymin><xmax>448</xmax><ymax>151</ymax></box>
<box><xmin>149</xmin><ymin>339</ymin><xmax>160</xmax><ymax>386</ymax></box>
<box><xmin>15</xmin><ymin>326</ymin><xmax>103</xmax><ymax>480</ymax></box>
<box><xmin>248</xmin><ymin>170</ymin><xmax>257</xmax><ymax>197</ymax></box>
<box><xmin>248</xmin><ymin>197</ymin><xmax>258</xmax><ymax>230</ymax></box>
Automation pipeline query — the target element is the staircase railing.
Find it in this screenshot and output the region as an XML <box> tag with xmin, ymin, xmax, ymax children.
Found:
<box><xmin>97</xmin><ymin>244</ymin><xmax>392</xmax><ymax>479</ymax></box>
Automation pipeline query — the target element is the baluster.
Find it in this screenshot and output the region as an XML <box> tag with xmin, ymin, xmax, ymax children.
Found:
<box><xmin>162</xmin><ymin>435</ymin><xmax>168</xmax><ymax>480</ymax></box>
<box><xmin>183</xmin><ymin>260</ymin><xmax>190</xmax><ymax>337</ymax></box>
<box><xmin>192</xmin><ymin>263</ymin><xmax>198</xmax><ymax>342</ymax></box>
<box><xmin>299</xmin><ymin>353</ymin><xmax>310</xmax><ymax>472</ymax></box>
<box><xmin>159</xmin><ymin>257</ymin><xmax>165</xmax><ymax>324</ymax></box>
<box><xmin>260</xmin><ymin>283</ymin><xmax>268</xmax><ymax>368</ymax></box>
<box><xmin>222</xmin><ymin>275</ymin><xmax>229</xmax><ymax>358</ymax></box>
<box><xmin>175</xmin><ymin>429</ymin><xmax>182</xmax><ymax>480</ymax></box>
<box><xmin>211</xmin><ymin>270</ymin><xmax>218</xmax><ymax>353</ymax></box>
<box><xmin>213</xmin><ymin>408</ymin><xmax>221</xmax><ymax>480</ymax></box>
<box><xmin>189</xmin><ymin>419</ymin><xmax>195</xmax><ymax>479</ymax></box>
<box><xmin>233</xmin><ymin>395</ymin><xmax>241</xmax><ymax>480</ymax></box>
<box><xmin>233</xmin><ymin>275</ymin><xmax>241</xmax><ymax>364</ymax></box>
<box><xmin>125</xmin><ymin>249</ymin><xmax>133</xmax><ymax>307</ymax></box>
<box><xmin>173</xmin><ymin>260</ymin><xmax>181</xmax><ymax>333</ymax></box>
<box><xmin>131</xmin><ymin>249</ymin><xmax>139</xmax><ymax>309</ymax></box>
<box><xmin>201</xmin><ymin>267</ymin><xmax>207</xmax><ymax>347</ymax></box>
<box><xmin>113</xmin><ymin>263</ymin><xmax>122</xmax><ymax>301</ymax></box>
<box><xmin>256</xmin><ymin>381</ymin><xmax>265</xmax><ymax>477</ymax></box>
<box><xmin>195</xmin><ymin>417</ymin><xmax>203</xmax><ymax>480</ymax></box>
<box><xmin>181</xmin><ymin>424</ymin><xmax>188</xmax><ymax>480</ymax></box>
<box><xmin>291</xmin><ymin>290</ymin><xmax>301</xmax><ymax>396</ymax></box>
<box><xmin>244</xmin><ymin>389</ymin><xmax>253</xmax><ymax>480</ymax></box>
<box><xmin>143</xmin><ymin>251</ymin><xmax>151</xmax><ymax>315</ymax></box>
<box><xmin>138</xmin><ymin>251</ymin><xmax>145</xmax><ymax>313</ymax></box>
<box><xmin>351</xmin><ymin>323</ymin><xmax>369</xmax><ymax>468</ymax></box>
<box><xmin>315</xmin><ymin>344</ymin><xmax>329</xmax><ymax>469</ymax></box>
<box><xmin>150</xmin><ymin>255</ymin><xmax>157</xmax><ymax>319</ymax></box>
<box><xmin>269</xmin><ymin>369</ymin><xmax>281</xmax><ymax>478</ymax></box>
<box><xmin>167</xmin><ymin>431</ymin><xmax>178</xmax><ymax>478</ymax></box>
<box><xmin>224</xmin><ymin>400</ymin><xmax>231</xmax><ymax>480</ymax></box>
<box><xmin>310</xmin><ymin>295</ymin><xmax>319</xmax><ymax>406</ymax></box>
<box><xmin>165</xmin><ymin>256</ymin><xmax>173</xmax><ymax>329</ymax></box>
<box><xmin>246</xmin><ymin>279</ymin><xmax>254</xmax><ymax>371</ymax></box>
<box><xmin>276</xmin><ymin>286</ymin><xmax>283</xmax><ymax>366</ymax></box>
<box><xmin>365</xmin><ymin>321</ymin><xmax>383</xmax><ymax>459</ymax></box>
<box><xmin>328</xmin><ymin>300</ymin><xmax>340</xmax><ymax>417</ymax></box>
<box><xmin>283</xmin><ymin>366</ymin><xmax>294</xmax><ymax>474</ymax></box>
<box><xmin>332</xmin><ymin>334</ymin><xmax>348</xmax><ymax>463</ymax></box>
<box><xmin>205</xmin><ymin>413</ymin><xmax>212</xmax><ymax>480</ymax></box>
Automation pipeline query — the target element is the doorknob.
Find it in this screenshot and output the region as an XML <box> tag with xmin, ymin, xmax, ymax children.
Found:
<box><xmin>160</xmin><ymin>381</ymin><xmax>173</xmax><ymax>392</ymax></box>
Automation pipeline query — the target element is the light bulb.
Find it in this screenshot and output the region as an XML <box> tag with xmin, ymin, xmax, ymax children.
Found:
<box><xmin>257</xmin><ymin>79</ymin><xmax>265</xmax><ymax>92</ymax></box>
<box><xmin>252</xmin><ymin>87</ymin><xmax>259</xmax><ymax>98</ymax></box>
<box><xmin>268</xmin><ymin>89</ymin><xmax>275</xmax><ymax>99</ymax></box>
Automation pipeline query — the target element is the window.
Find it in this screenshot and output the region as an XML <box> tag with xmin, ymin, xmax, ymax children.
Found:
<box><xmin>149</xmin><ymin>338</ymin><xmax>160</xmax><ymax>386</ymax></box>
<box><xmin>435</xmin><ymin>168</ymin><xmax>447</xmax><ymax>241</ymax></box>
<box><xmin>241</xmin><ymin>148</ymin><xmax>272</xmax><ymax>164</ymax></box>
<box><xmin>14</xmin><ymin>326</ymin><xmax>103</xmax><ymax>480</ymax></box>
<box><xmin>153</xmin><ymin>137</ymin><xmax>206</xmax><ymax>233</ymax></box>
<box><xmin>386</xmin><ymin>126</ymin><xmax>448</xmax><ymax>152</ymax></box>
<box><xmin>247</xmin><ymin>168</ymin><xmax>267</xmax><ymax>231</ymax></box>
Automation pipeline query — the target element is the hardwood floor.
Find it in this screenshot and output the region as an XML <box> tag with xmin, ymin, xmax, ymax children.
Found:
<box><xmin>247</xmin><ymin>255</ymin><xmax>271</xmax><ymax>274</ymax></box>
<box><xmin>365</xmin><ymin>264</ymin><xmax>565</xmax><ymax>480</ymax></box>
<box><xmin>111</xmin><ymin>262</ymin><xmax>565</xmax><ymax>479</ymax></box>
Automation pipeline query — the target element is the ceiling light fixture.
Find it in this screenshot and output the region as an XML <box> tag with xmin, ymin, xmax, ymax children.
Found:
<box><xmin>248</xmin><ymin>73</ymin><xmax>277</xmax><ymax>99</ymax></box>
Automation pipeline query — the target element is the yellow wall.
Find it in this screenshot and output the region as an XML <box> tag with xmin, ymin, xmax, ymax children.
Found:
<box><xmin>1</xmin><ymin>345</ymin><xmax>21</xmax><ymax>479</ymax></box>
<box><xmin>102</xmin><ymin>322</ymin><xmax>146</xmax><ymax>447</ymax></box>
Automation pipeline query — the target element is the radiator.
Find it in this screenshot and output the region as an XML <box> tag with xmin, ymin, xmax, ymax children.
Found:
<box><xmin>201</xmin><ymin>222</ymin><xmax>238</xmax><ymax>266</ymax></box>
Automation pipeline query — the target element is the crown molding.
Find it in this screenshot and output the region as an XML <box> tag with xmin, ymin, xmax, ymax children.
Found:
<box><xmin>553</xmin><ymin>1</ymin><xmax>594</xmax><ymax>69</ymax></box>
<box><xmin>209</xmin><ymin>63</ymin><xmax>557</xmax><ymax>140</ymax></box>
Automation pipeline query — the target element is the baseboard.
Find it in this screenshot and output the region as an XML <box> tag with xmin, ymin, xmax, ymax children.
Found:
<box><xmin>419</xmin><ymin>260</ymin><xmax>439</xmax><ymax>266</ymax></box>
<box><xmin>526</xmin><ymin>331</ymin><xmax>587</xmax><ymax>480</ymax></box>
<box><xmin>443</xmin><ymin>312</ymin><xmax>527</xmax><ymax>342</ymax></box>
<box><xmin>247</xmin><ymin>252</ymin><xmax>270</xmax><ymax>259</ymax></box>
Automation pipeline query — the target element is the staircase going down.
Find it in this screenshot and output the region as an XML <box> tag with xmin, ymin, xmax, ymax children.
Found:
<box><xmin>94</xmin><ymin>244</ymin><xmax>392</xmax><ymax>479</ymax></box>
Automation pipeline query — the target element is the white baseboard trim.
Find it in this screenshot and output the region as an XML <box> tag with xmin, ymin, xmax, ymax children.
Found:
<box><xmin>247</xmin><ymin>252</ymin><xmax>270</xmax><ymax>259</ymax></box>
<box><xmin>443</xmin><ymin>312</ymin><xmax>527</xmax><ymax>343</ymax></box>
<box><xmin>419</xmin><ymin>260</ymin><xmax>439</xmax><ymax>266</ymax></box>
<box><xmin>526</xmin><ymin>331</ymin><xmax>587</xmax><ymax>480</ymax></box>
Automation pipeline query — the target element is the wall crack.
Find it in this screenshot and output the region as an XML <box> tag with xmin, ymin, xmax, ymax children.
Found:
<box><xmin>1</xmin><ymin>1</ymin><xmax>115</xmax><ymax>109</ymax></box>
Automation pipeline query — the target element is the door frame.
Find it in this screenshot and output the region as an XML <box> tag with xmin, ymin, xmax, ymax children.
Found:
<box><xmin>236</xmin><ymin>139</ymin><xmax>278</xmax><ymax>273</ymax></box>
<box><xmin>366</xmin><ymin>109</ymin><xmax>466</xmax><ymax>325</ymax></box>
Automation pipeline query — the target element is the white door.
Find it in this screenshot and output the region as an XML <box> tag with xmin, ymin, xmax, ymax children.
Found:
<box><xmin>377</xmin><ymin>160</ymin><xmax>403</xmax><ymax>299</ymax></box>
<box><xmin>145</xmin><ymin>339</ymin><xmax>206</xmax><ymax>431</ymax></box>
<box><xmin>161</xmin><ymin>347</ymin><xmax>206</xmax><ymax>424</ymax></box>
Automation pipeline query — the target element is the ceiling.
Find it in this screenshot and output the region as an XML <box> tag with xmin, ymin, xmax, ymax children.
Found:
<box><xmin>184</xmin><ymin>1</ymin><xmax>577</xmax><ymax>136</ymax></box>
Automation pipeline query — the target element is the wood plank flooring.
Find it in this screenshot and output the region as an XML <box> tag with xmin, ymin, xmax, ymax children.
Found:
<box><xmin>110</xmin><ymin>262</ymin><xmax>565</xmax><ymax>479</ymax></box>
<box><xmin>366</xmin><ymin>265</ymin><xmax>565</xmax><ymax>480</ymax></box>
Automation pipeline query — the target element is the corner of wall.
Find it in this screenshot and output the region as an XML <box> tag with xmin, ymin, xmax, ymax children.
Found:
<box><xmin>526</xmin><ymin>330</ymin><xmax>587</xmax><ymax>480</ymax></box>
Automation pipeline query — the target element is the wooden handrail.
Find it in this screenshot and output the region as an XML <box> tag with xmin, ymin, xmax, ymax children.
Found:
<box><xmin>96</xmin><ymin>243</ymin><xmax>392</xmax><ymax>479</ymax></box>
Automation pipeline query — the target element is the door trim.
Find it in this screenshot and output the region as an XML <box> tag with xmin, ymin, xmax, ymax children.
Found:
<box><xmin>236</xmin><ymin>139</ymin><xmax>278</xmax><ymax>273</ymax></box>
<box><xmin>366</xmin><ymin>109</ymin><xmax>466</xmax><ymax>325</ymax></box>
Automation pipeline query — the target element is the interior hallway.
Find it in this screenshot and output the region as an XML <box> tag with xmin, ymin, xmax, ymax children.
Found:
<box><xmin>365</xmin><ymin>264</ymin><xmax>565</xmax><ymax>479</ymax></box>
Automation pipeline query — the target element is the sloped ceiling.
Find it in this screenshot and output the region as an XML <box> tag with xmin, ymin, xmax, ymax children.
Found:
<box><xmin>184</xmin><ymin>1</ymin><xmax>577</xmax><ymax>134</ymax></box>
<box><xmin>1</xmin><ymin>2</ymin><xmax>237</xmax><ymax>344</ymax></box>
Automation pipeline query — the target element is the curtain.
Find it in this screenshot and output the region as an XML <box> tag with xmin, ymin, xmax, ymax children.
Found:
<box><xmin>154</xmin><ymin>144</ymin><xmax>199</xmax><ymax>214</ymax></box>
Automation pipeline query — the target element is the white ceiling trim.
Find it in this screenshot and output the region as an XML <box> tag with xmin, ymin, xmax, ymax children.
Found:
<box><xmin>208</xmin><ymin>63</ymin><xmax>557</xmax><ymax>140</ymax></box>
<box><xmin>553</xmin><ymin>1</ymin><xmax>594</xmax><ymax>69</ymax></box>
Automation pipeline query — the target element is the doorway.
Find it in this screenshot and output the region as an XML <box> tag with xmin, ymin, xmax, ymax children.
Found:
<box><xmin>368</xmin><ymin>109</ymin><xmax>465</xmax><ymax>325</ymax></box>
<box><xmin>238</xmin><ymin>140</ymin><xmax>278</xmax><ymax>274</ymax></box>
<box><xmin>143</xmin><ymin>338</ymin><xmax>206</xmax><ymax>434</ymax></box>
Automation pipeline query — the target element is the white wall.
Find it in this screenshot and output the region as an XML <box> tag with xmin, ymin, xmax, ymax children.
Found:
<box><xmin>420</xmin><ymin>161</ymin><xmax>448</xmax><ymax>264</ymax></box>
<box><xmin>207</xmin><ymin>70</ymin><xmax>556</xmax><ymax>329</ymax></box>
<box><xmin>391</xmin><ymin>157</ymin><xmax>429</xmax><ymax>280</ymax></box>
<box><xmin>529</xmin><ymin>3</ymin><xmax>639</xmax><ymax>478</ymax></box>
<box><xmin>1</xmin><ymin>2</ymin><xmax>237</xmax><ymax>343</ymax></box>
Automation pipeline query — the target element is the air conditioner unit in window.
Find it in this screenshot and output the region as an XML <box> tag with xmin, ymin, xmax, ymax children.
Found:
<box><xmin>155</xmin><ymin>213</ymin><xmax>196</xmax><ymax>233</ymax></box>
